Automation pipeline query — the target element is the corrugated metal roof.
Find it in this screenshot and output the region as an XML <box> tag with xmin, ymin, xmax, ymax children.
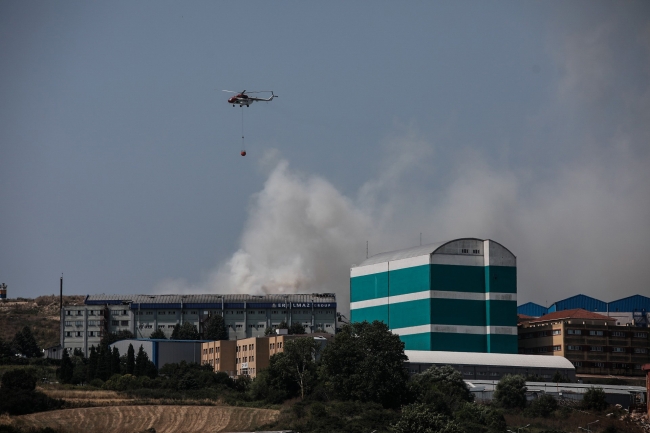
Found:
<box><xmin>608</xmin><ymin>294</ymin><xmax>650</xmax><ymax>313</ymax></box>
<box><xmin>548</xmin><ymin>294</ymin><xmax>607</xmax><ymax>313</ymax></box>
<box><xmin>517</xmin><ymin>302</ymin><xmax>548</xmax><ymax>317</ymax></box>
<box><xmin>405</xmin><ymin>350</ymin><xmax>575</xmax><ymax>370</ymax></box>
<box><xmin>86</xmin><ymin>293</ymin><xmax>336</xmax><ymax>305</ymax></box>
<box><xmin>354</xmin><ymin>240</ymin><xmax>451</xmax><ymax>267</ymax></box>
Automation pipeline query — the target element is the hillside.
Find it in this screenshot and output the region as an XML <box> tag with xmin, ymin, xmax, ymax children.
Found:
<box><xmin>0</xmin><ymin>295</ymin><xmax>85</xmax><ymax>350</ymax></box>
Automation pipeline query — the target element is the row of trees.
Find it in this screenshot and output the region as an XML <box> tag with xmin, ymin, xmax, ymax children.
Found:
<box><xmin>0</xmin><ymin>326</ymin><xmax>42</xmax><ymax>360</ymax></box>
<box><xmin>58</xmin><ymin>342</ymin><xmax>157</xmax><ymax>384</ymax></box>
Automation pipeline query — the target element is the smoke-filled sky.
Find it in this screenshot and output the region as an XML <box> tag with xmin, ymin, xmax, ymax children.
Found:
<box><xmin>1</xmin><ymin>2</ymin><xmax>649</xmax><ymax>314</ymax></box>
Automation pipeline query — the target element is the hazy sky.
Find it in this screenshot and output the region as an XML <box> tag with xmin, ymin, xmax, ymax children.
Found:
<box><xmin>1</xmin><ymin>2</ymin><xmax>649</xmax><ymax>314</ymax></box>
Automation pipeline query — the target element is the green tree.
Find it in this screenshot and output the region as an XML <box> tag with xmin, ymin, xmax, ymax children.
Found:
<box><xmin>149</xmin><ymin>328</ymin><xmax>167</xmax><ymax>339</ymax></box>
<box><xmin>86</xmin><ymin>346</ymin><xmax>99</xmax><ymax>382</ymax></box>
<box><xmin>288</xmin><ymin>322</ymin><xmax>306</xmax><ymax>335</ymax></box>
<box><xmin>0</xmin><ymin>336</ymin><xmax>13</xmax><ymax>358</ymax></box>
<box><xmin>392</xmin><ymin>403</ymin><xmax>463</xmax><ymax>433</ymax></box>
<box><xmin>493</xmin><ymin>375</ymin><xmax>527</xmax><ymax>409</ymax></box>
<box><xmin>264</xmin><ymin>326</ymin><xmax>275</xmax><ymax>336</ymax></box>
<box><xmin>126</xmin><ymin>343</ymin><xmax>135</xmax><ymax>375</ymax></box>
<box><xmin>11</xmin><ymin>326</ymin><xmax>41</xmax><ymax>358</ymax></box>
<box><xmin>203</xmin><ymin>314</ymin><xmax>228</xmax><ymax>340</ymax></box>
<box><xmin>171</xmin><ymin>322</ymin><xmax>200</xmax><ymax>340</ymax></box>
<box><xmin>100</xmin><ymin>330</ymin><xmax>134</xmax><ymax>350</ymax></box>
<box><xmin>582</xmin><ymin>387</ymin><xmax>608</xmax><ymax>411</ymax></box>
<box><xmin>278</xmin><ymin>321</ymin><xmax>289</xmax><ymax>330</ymax></box>
<box><xmin>319</xmin><ymin>320</ymin><xmax>409</xmax><ymax>408</ymax></box>
<box><xmin>58</xmin><ymin>349</ymin><xmax>74</xmax><ymax>383</ymax></box>
<box><xmin>411</xmin><ymin>365</ymin><xmax>474</xmax><ymax>413</ymax></box>
<box><xmin>1</xmin><ymin>368</ymin><xmax>37</xmax><ymax>391</ymax></box>
<box><xmin>111</xmin><ymin>346</ymin><xmax>121</xmax><ymax>375</ymax></box>
<box><xmin>276</xmin><ymin>337</ymin><xmax>320</xmax><ymax>399</ymax></box>
<box><xmin>133</xmin><ymin>345</ymin><xmax>157</xmax><ymax>378</ymax></box>
<box><xmin>551</xmin><ymin>370</ymin><xmax>570</xmax><ymax>383</ymax></box>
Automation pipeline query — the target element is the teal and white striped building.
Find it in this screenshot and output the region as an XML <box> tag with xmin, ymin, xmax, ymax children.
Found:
<box><xmin>350</xmin><ymin>238</ymin><xmax>517</xmax><ymax>353</ymax></box>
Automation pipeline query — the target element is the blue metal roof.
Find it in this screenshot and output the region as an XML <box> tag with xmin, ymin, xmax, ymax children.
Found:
<box><xmin>517</xmin><ymin>302</ymin><xmax>547</xmax><ymax>317</ymax></box>
<box><xmin>547</xmin><ymin>294</ymin><xmax>607</xmax><ymax>313</ymax></box>
<box><xmin>608</xmin><ymin>294</ymin><xmax>650</xmax><ymax>313</ymax></box>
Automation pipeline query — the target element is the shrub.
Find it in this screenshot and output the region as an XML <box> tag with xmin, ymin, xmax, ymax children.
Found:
<box><xmin>454</xmin><ymin>402</ymin><xmax>506</xmax><ymax>433</ymax></box>
<box><xmin>392</xmin><ymin>403</ymin><xmax>463</xmax><ymax>433</ymax></box>
<box><xmin>493</xmin><ymin>375</ymin><xmax>527</xmax><ymax>409</ymax></box>
<box><xmin>525</xmin><ymin>394</ymin><xmax>559</xmax><ymax>418</ymax></box>
<box><xmin>1</xmin><ymin>368</ymin><xmax>37</xmax><ymax>391</ymax></box>
<box><xmin>582</xmin><ymin>387</ymin><xmax>608</xmax><ymax>411</ymax></box>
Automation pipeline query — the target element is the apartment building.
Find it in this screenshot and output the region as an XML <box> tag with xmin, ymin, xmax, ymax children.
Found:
<box><xmin>201</xmin><ymin>333</ymin><xmax>333</xmax><ymax>378</ymax></box>
<box><xmin>519</xmin><ymin>309</ymin><xmax>650</xmax><ymax>376</ymax></box>
<box><xmin>62</xmin><ymin>293</ymin><xmax>337</xmax><ymax>357</ymax></box>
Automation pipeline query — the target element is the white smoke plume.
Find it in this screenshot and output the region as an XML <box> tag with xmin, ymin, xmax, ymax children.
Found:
<box><xmin>156</xmin><ymin>8</ymin><xmax>650</xmax><ymax>314</ymax></box>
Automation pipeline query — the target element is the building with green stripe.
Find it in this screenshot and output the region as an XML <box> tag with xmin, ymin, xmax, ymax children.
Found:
<box><xmin>350</xmin><ymin>238</ymin><xmax>517</xmax><ymax>353</ymax></box>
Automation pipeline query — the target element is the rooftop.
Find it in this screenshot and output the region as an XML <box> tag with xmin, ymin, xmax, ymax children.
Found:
<box><xmin>85</xmin><ymin>293</ymin><xmax>336</xmax><ymax>305</ymax></box>
<box><xmin>405</xmin><ymin>350</ymin><xmax>575</xmax><ymax>370</ymax></box>
<box><xmin>529</xmin><ymin>308</ymin><xmax>616</xmax><ymax>324</ymax></box>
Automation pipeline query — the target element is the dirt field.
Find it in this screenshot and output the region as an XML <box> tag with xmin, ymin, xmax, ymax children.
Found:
<box><xmin>12</xmin><ymin>405</ymin><xmax>279</xmax><ymax>433</ymax></box>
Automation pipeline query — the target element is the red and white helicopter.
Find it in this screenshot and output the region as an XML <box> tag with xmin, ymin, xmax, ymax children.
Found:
<box><xmin>223</xmin><ymin>90</ymin><xmax>277</xmax><ymax>107</ymax></box>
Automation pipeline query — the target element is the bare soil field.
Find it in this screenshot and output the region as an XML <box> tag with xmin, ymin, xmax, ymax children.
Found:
<box><xmin>11</xmin><ymin>405</ymin><xmax>279</xmax><ymax>433</ymax></box>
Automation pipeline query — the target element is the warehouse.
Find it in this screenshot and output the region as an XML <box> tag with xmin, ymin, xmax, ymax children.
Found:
<box><xmin>351</xmin><ymin>238</ymin><xmax>517</xmax><ymax>353</ymax></box>
<box><xmin>405</xmin><ymin>350</ymin><xmax>575</xmax><ymax>381</ymax></box>
<box><xmin>517</xmin><ymin>294</ymin><xmax>650</xmax><ymax>327</ymax></box>
<box><xmin>62</xmin><ymin>293</ymin><xmax>337</xmax><ymax>356</ymax></box>
<box><xmin>110</xmin><ymin>339</ymin><xmax>210</xmax><ymax>369</ymax></box>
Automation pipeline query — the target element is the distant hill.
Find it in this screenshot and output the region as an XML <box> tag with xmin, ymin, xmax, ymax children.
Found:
<box><xmin>0</xmin><ymin>295</ymin><xmax>85</xmax><ymax>350</ymax></box>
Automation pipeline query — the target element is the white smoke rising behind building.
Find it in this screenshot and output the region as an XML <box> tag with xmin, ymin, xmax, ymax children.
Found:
<box><xmin>156</xmin><ymin>7</ymin><xmax>650</xmax><ymax>315</ymax></box>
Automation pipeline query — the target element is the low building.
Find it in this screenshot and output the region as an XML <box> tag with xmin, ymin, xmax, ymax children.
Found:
<box><xmin>405</xmin><ymin>350</ymin><xmax>576</xmax><ymax>381</ymax></box>
<box><xmin>62</xmin><ymin>293</ymin><xmax>337</xmax><ymax>356</ymax></box>
<box><xmin>201</xmin><ymin>333</ymin><xmax>333</xmax><ymax>378</ymax></box>
<box><xmin>109</xmin><ymin>339</ymin><xmax>210</xmax><ymax>369</ymax></box>
<box><xmin>518</xmin><ymin>309</ymin><xmax>650</xmax><ymax>376</ymax></box>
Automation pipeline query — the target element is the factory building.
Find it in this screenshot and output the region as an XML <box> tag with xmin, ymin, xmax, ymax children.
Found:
<box><xmin>518</xmin><ymin>294</ymin><xmax>650</xmax><ymax>327</ymax></box>
<box><xmin>350</xmin><ymin>238</ymin><xmax>518</xmax><ymax>353</ymax></box>
<box><xmin>61</xmin><ymin>293</ymin><xmax>337</xmax><ymax>356</ymax></box>
<box><xmin>518</xmin><ymin>309</ymin><xmax>650</xmax><ymax>377</ymax></box>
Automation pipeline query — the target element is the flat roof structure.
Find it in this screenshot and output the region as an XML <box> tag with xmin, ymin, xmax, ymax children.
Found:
<box><xmin>405</xmin><ymin>350</ymin><xmax>575</xmax><ymax>370</ymax></box>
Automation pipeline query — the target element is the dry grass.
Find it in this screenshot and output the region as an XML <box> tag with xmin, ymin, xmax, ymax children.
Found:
<box><xmin>13</xmin><ymin>405</ymin><xmax>279</xmax><ymax>433</ymax></box>
<box><xmin>42</xmin><ymin>389</ymin><xmax>128</xmax><ymax>400</ymax></box>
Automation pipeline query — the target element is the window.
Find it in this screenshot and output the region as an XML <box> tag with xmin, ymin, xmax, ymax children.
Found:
<box><xmin>88</xmin><ymin>320</ymin><xmax>99</xmax><ymax>326</ymax></box>
<box><xmin>250</xmin><ymin>356</ymin><xmax>254</xmax><ymax>361</ymax></box>
<box><xmin>112</xmin><ymin>320</ymin><xmax>119</xmax><ymax>326</ymax></box>
<box><xmin>567</xmin><ymin>345</ymin><xmax>581</xmax><ymax>351</ymax></box>
<box><xmin>249</xmin><ymin>325</ymin><xmax>255</xmax><ymax>328</ymax></box>
<box><xmin>65</xmin><ymin>332</ymin><xmax>71</xmax><ymax>337</ymax></box>
<box><xmin>236</xmin><ymin>311</ymin><xmax>244</xmax><ymax>315</ymax></box>
<box><xmin>477</xmin><ymin>371</ymin><xmax>487</xmax><ymax>376</ymax></box>
<box><xmin>590</xmin><ymin>346</ymin><xmax>603</xmax><ymax>352</ymax></box>
<box><xmin>567</xmin><ymin>329</ymin><xmax>582</xmax><ymax>335</ymax></box>
<box><xmin>573</xmin><ymin>361</ymin><xmax>582</xmax><ymax>367</ymax></box>
<box><xmin>236</xmin><ymin>324</ymin><xmax>243</xmax><ymax>328</ymax></box>
<box><xmin>158</xmin><ymin>325</ymin><xmax>165</xmax><ymax>329</ymax></box>
<box><xmin>611</xmin><ymin>331</ymin><xmax>626</xmax><ymax>337</ymax></box>
<box><xmin>589</xmin><ymin>330</ymin><xmax>604</xmax><ymax>336</ymax></box>
<box><xmin>461</xmin><ymin>249</ymin><xmax>469</xmax><ymax>253</ymax></box>
<box><xmin>634</xmin><ymin>348</ymin><xmax>648</xmax><ymax>354</ymax></box>
<box><xmin>612</xmin><ymin>347</ymin><xmax>625</xmax><ymax>353</ymax></box>
<box><xmin>75</xmin><ymin>332</ymin><xmax>82</xmax><ymax>337</ymax></box>
<box><xmin>89</xmin><ymin>310</ymin><xmax>95</xmax><ymax>316</ymax></box>
<box><xmin>537</xmin><ymin>347</ymin><xmax>548</xmax><ymax>353</ymax></box>
<box><xmin>159</xmin><ymin>312</ymin><xmax>166</xmax><ymax>315</ymax></box>
<box><xmin>594</xmin><ymin>362</ymin><xmax>605</xmax><ymax>368</ymax></box>
<box><xmin>472</xmin><ymin>249</ymin><xmax>480</xmax><ymax>254</ymax></box>
<box><xmin>65</xmin><ymin>321</ymin><xmax>72</xmax><ymax>326</ymax></box>
<box><xmin>633</xmin><ymin>332</ymin><xmax>648</xmax><ymax>338</ymax></box>
<box><xmin>75</xmin><ymin>321</ymin><xmax>83</xmax><ymax>326</ymax></box>
<box><xmin>66</xmin><ymin>311</ymin><xmax>71</xmax><ymax>316</ymax></box>
<box><xmin>325</xmin><ymin>324</ymin><xmax>332</xmax><ymax>328</ymax></box>
<box><xmin>552</xmin><ymin>330</ymin><xmax>561</xmax><ymax>335</ymax></box>
<box><xmin>77</xmin><ymin>311</ymin><xmax>83</xmax><ymax>316</ymax></box>
<box><xmin>120</xmin><ymin>321</ymin><xmax>129</xmax><ymax>326</ymax></box>
<box><xmin>553</xmin><ymin>345</ymin><xmax>561</xmax><ymax>351</ymax></box>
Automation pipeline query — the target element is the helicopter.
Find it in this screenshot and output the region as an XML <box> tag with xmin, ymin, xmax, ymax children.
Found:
<box><xmin>223</xmin><ymin>90</ymin><xmax>277</xmax><ymax>107</ymax></box>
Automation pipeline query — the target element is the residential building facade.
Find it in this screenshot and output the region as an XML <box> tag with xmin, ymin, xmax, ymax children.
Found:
<box><xmin>518</xmin><ymin>309</ymin><xmax>650</xmax><ymax>376</ymax></box>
